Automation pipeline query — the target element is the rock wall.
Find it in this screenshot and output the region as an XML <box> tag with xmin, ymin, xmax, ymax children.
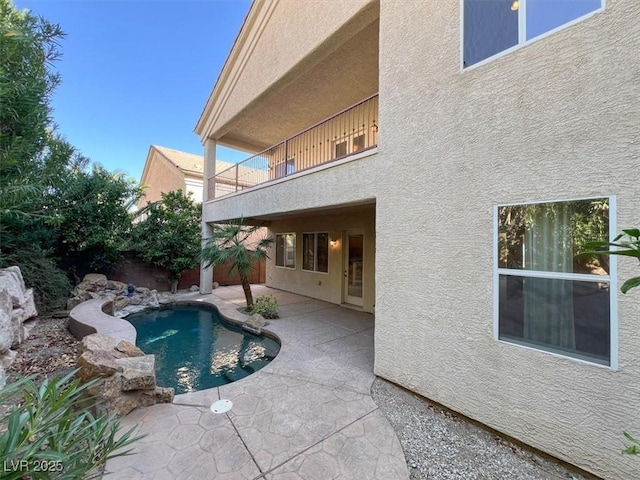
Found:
<box><xmin>66</xmin><ymin>273</ymin><xmax>170</xmax><ymax>317</ymax></box>
<box><xmin>77</xmin><ymin>333</ymin><xmax>174</xmax><ymax>417</ymax></box>
<box><xmin>0</xmin><ymin>266</ymin><xmax>38</xmax><ymax>387</ymax></box>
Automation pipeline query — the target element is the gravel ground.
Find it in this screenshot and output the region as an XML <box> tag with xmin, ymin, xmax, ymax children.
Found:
<box><xmin>1</xmin><ymin>316</ymin><xmax>79</xmax><ymax>417</ymax></box>
<box><xmin>371</xmin><ymin>378</ymin><xmax>594</xmax><ymax>480</ymax></box>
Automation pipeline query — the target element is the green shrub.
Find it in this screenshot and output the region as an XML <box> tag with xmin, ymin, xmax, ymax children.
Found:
<box><xmin>0</xmin><ymin>371</ymin><xmax>143</xmax><ymax>479</ymax></box>
<box><xmin>250</xmin><ymin>295</ymin><xmax>279</xmax><ymax>319</ymax></box>
<box><xmin>0</xmin><ymin>247</ymin><xmax>71</xmax><ymax>314</ymax></box>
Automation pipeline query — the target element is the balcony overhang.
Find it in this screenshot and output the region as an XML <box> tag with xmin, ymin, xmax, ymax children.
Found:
<box><xmin>197</xmin><ymin>0</ymin><xmax>379</xmax><ymax>152</ymax></box>
<box><xmin>208</xmin><ymin>199</ymin><xmax>376</xmax><ymax>226</ymax></box>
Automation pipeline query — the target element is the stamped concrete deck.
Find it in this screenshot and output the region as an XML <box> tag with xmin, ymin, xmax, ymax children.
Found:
<box><xmin>105</xmin><ymin>285</ymin><xmax>409</xmax><ymax>479</ymax></box>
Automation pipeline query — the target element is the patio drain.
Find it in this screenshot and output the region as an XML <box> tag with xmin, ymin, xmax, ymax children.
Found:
<box><xmin>210</xmin><ymin>399</ymin><xmax>233</xmax><ymax>414</ymax></box>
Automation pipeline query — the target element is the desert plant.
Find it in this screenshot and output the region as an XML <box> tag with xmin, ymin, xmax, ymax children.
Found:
<box><xmin>581</xmin><ymin>228</ymin><xmax>639</xmax><ymax>293</ymax></box>
<box><xmin>250</xmin><ymin>295</ymin><xmax>279</xmax><ymax>319</ymax></box>
<box><xmin>201</xmin><ymin>219</ymin><xmax>273</xmax><ymax>309</ymax></box>
<box><xmin>579</xmin><ymin>228</ymin><xmax>639</xmax><ymax>455</ymax></box>
<box><xmin>0</xmin><ymin>371</ymin><xmax>143</xmax><ymax>479</ymax></box>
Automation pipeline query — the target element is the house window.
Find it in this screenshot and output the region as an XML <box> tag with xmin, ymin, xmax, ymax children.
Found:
<box><xmin>302</xmin><ymin>233</ymin><xmax>329</xmax><ymax>273</ymax></box>
<box><xmin>334</xmin><ymin>140</ymin><xmax>348</xmax><ymax>159</ymax></box>
<box><xmin>353</xmin><ymin>134</ymin><xmax>366</xmax><ymax>153</ymax></box>
<box><xmin>463</xmin><ymin>0</ymin><xmax>603</xmax><ymax>68</ymax></box>
<box><xmin>275</xmin><ymin>233</ymin><xmax>296</xmax><ymax>268</ymax></box>
<box><xmin>495</xmin><ymin>197</ymin><xmax>615</xmax><ymax>366</ymax></box>
<box><xmin>275</xmin><ymin>158</ymin><xmax>295</xmax><ymax>179</ymax></box>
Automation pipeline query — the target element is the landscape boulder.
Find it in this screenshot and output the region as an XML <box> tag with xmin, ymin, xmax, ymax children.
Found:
<box><xmin>115</xmin><ymin>340</ymin><xmax>145</xmax><ymax>357</ymax></box>
<box><xmin>77</xmin><ymin>350</ymin><xmax>121</xmax><ymax>382</ymax></box>
<box><xmin>117</xmin><ymin>355</ymin><xmax>156</xmax><ymax>391</ymax></box>
<box><xmin>243</xmin><ymin>313</ymin><xmax>267</xmax><ymax>335</ymax></box>
<box><xmin>0</xmin><ymin>267</ymin><xmax>38</xmax><ymax>386</ymax></box>
<box><xmin>68</xmin><ymin>273</ymin><xmax>166</xmax><ymax>318</ymax></box>
<box><xmin>78</xmin><ymin>333</ymin><xmax>174</xmax><ymax>417</ymax></box>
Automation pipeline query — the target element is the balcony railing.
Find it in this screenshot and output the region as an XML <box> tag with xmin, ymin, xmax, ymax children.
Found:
<box><xmin>209</xmin><ymin>94</ymin><xmax>378</xmax><ymax>199</ymax></box>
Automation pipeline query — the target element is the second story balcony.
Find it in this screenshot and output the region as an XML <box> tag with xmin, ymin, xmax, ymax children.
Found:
<box><xmin>209</xmin><ymin>94</ymin><xmax>379</xmax><ymax>200</ymax></box>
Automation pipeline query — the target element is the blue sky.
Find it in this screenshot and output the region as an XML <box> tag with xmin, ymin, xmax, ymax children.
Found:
<box><xmin>15</xmin><ymin>0</ymin><xmax>252</xmax><ymax>182</ymax></box>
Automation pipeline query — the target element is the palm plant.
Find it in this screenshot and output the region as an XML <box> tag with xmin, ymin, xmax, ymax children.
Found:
<box><xmin>200</xmin><ymin>219</ymin><xmax>273</xmax><ymax>308</ymax></box>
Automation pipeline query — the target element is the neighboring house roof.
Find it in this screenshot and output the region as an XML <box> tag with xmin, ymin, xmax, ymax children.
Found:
<box><xmin>137</xmin><ymin>145</ymin><xmax>237</xmax><ymax>208</ymax></box>
<box><xmin>152</xmin><ymin>145</ymin><xmax>204</xmax><ymax>176</ymax></box>
<box><xmin>141</xmin><ymin>145</ymin><xmax>235</xmax><ymax>182</ymax></box>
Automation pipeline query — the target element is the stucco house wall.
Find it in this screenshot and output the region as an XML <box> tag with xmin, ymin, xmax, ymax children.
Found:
<box><xmin>373</xmin><ymin>1</ymin><xmax>639</xmax><ymax>479</ymax></box>
<box><xmin>138</xmin><ymin>150</ymin><xmax>186</xmax><ymax>207</ymax></box>
<box><xmin>266</xmin><ymin>207</ymin><xmax>375</xmax><ymax>312</ymax></box>
<box><xmin>197</xmin><ymin>1</ymin><xmax>639</xmax><ymax>478</ymax></box>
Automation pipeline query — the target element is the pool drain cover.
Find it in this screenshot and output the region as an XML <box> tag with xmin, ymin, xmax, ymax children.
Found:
<box><xmin>210</xmin><ymin>399</ymin><xmax>233</xmax><ymax>414</ymax></box>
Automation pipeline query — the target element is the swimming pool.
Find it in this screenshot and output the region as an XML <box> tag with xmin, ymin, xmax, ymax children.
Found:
<box><xmin>126</xmin><ymin>304</ymin><xmax>280</xmax><ymax>394</ymax></box>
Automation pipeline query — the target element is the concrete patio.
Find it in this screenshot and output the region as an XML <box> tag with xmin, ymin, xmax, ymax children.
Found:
<box><xmin>105</xmin><ymin>285</ymin><xmax>409</xmax><ymax>479</ymax></box>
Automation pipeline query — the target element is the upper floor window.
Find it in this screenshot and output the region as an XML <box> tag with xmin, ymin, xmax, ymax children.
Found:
<box><xmin>275</xmin><ymin>233</ymin><xmax>296</xmax><ymax>268</ymax></box>
<box><xmin>463</xmin><ymin>0</ymin><xmax>604</xmax><ymax>68</ymax></box>
<box><xmin>495</xmin><ymin>197</ymin><xmax>615</xmax><ymax>366</ymax></box>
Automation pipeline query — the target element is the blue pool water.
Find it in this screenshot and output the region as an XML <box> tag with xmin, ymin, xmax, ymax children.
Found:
<box><xmin>126</xmin><ymin>305</ymin><xmax>280</xmax><ymax>394</ymax></box>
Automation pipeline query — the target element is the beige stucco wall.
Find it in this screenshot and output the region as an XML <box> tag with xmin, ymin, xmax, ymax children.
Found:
<box><xmin>202</xmin><ymin>150</ymin><xmax>381</xmax><ymax>223</ymax></box>
<box><xmin>138</xmin><ymin>153</ymin><xmax>185</xmax><ymax>208</ymax></box>
<box><xmin>374</xmin><ymin>1</ymin><xmax>639</xmax><ymax>479</ymax></box>
<box><xmin>266</xmin><ymin>207</ymin><xmax>375</xmax><ymax>312</ymax></box>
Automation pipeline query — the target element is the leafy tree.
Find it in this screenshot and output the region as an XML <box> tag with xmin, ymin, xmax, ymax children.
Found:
<box><xmin>52</xmin><ymin>165</ymin><xmax>142</xmax><ymax>276</ymax></box>
<box><xmin>0</xmin><ymin>1</ymin><xmax>141</xmax><ymax>311</ymax></box>
<box><xmin>201</xmin><ymin>219</ymin><xmax>272</xmax><ymax>308</ymax></box>
<box><xmin>132</xmin><ymin>190</ymin><xmax>201</xmax><ymax>293</ymax></box>
<box><xmin>0</xmin><ymin>0</ymin><xmax>86</xmax><ymax>310</ymax></box>
<box><xmin>0</xmin><ymin>0</ymin><xmax>76</xmax><ymax>241</ymax></box>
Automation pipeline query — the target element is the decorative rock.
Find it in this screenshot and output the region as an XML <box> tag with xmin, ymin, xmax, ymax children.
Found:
<box><xmin>73</xmin><ymin>313</ymin><xmax>171</xmax><ymax>417</ymax></box>
<box><xmin>0</xmin><ymin>267</ymin><xmax>37</xmax><ymax>385</ymax></box>
<box><xmin>21</xmin><ymin>319</ymin><xmax>37</xmax><ymax>343</ymax></box>
<box><xmin>154</xmin><ymin>387</ymin><xmax>175</xmax><ymax>403</ymax></box>
<box><xmin>81</xmin><ymin>333</ymin><xmax>117</xmax><ymax>355</ymax></box>
<box><xmin>189</xmin><ymin>285</ymin><xmax>199</xmax><ymax>292</ymax></box>
<box><xmin>22</xmin><ymin>289</ymin><xmax>37</xmax><ymax>321</ymax></box>
<box><xmin>146</xmin><ymin>292</ymin><xmax>160</xmax><ymax>309</ymax></box>
<box><xmin>0</xmin><ymin>349</ymin><xmax>16</xmax><ymax>369</ymax></box>
<box><xmin>114</xmin><ymin>297</ymin><xmax>130</xmax><ymax>310</ymax></box>
<box><xmin>0</xmin><ymin>291</ymin><xmax>14</xmax><ymax>352</ymax></box>
<box><xmin>117</xmin><ymin>355</ymin><xmax>156</xmax><ymax>391</ymax></box>
<box><xmin>77</xmin><ymin>350</ymin><xmax>122</xmax><ymax>382</ymax></box>
<box><xmin>66</xmin><ymin>297</ymin><xmax>84</xmax><ymax>310</ymax></box>
<box><xmin>0</xmin><ymin>267</ymin><xmax>26</xmax><ymax>307</ymax></box>
<box><xmin>213</xmin><ymin>281</ymin><xmax>220</xmax><ymax>289</ymax></box>
<box><xmin>106</xmin><ymin>280</ymin><xmax>127</xmax><ymax>292</ymax></box>
<box><xmin>246</xmin><ymin>313</ymin><xmax>266</xmax><ymax>329</ymax></box>
<box><xmin>115</xmin><ymin>340</ymin><xmax>145</xmax><ymax>358</ymax></box>
<box><xmin>135</xmin><ymin>286</ymin><xmax>151</xmax><ymax>296</ymax></box>
<box><xmin>158</xmin><ymin>293</ymin><xmax>173</xmax><ymax>305</ymax></box>
<box><xmin>128</xmin><ymin>296</ymin><xmax>142</xmax><ymax>306</ymax></box>
<box><xmin>83</xmin><ymin>273</ymin><xmax>108</xmax><ymax>288</ymax></box>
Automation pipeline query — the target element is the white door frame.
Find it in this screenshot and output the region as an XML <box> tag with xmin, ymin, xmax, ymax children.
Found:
<box><xmin>343</xmin><ymin>229</ymin><xmax>365</xmax><ymax>307</ymax></box>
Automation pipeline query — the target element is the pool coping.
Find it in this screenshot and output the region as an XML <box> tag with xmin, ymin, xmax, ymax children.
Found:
<box><xmin>68</xmin><ymin>298</ymin><xmax>137</xmax><ymax>345</ymax></box>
